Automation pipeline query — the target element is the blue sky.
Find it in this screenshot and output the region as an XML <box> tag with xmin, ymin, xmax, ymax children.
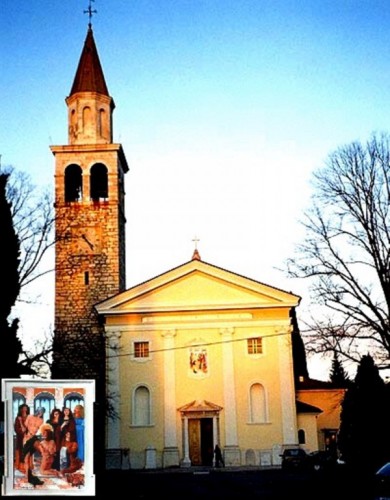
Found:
<box><xmin>2</xmin><ymin>0</ymin><xmax>390</xmax><ymax>379</ymax></box>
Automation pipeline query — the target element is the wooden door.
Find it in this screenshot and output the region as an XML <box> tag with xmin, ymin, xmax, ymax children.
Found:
<box><xmin>188</xmin><ymin>418</ymin><xmax>214</xmax><ymax>465</ymax></box>
<box><xmin>188</xmin><ymin>419</ymin><xmax>201</xmax><ymax>465</ymax></box>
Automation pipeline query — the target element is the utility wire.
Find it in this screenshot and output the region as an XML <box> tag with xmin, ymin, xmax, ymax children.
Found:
<box><xmin>107</xmin><ymin>329</ymin><xmax>292</xmax><ymax>359</ymax></box>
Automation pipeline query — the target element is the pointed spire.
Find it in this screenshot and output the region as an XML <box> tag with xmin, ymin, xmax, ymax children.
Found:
<box><xmin>191</xmin><ymin>236</ymin><xmax>201</xmax><ymax>261</ymax></box>
<box><xmin>70</xmin><ymin>26</ymin><xmax>109</xmax><ymax>96</ymax></box>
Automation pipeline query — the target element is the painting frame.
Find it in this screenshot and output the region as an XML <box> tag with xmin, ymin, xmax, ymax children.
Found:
<box><xmin>1</xmin><ymin>378</ymin><xmax>95</xmax><ymax>496</ymax></box>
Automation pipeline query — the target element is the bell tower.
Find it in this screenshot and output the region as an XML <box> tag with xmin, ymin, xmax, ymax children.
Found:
<box><xmin>50</xmin><ymin>25</ymin><xmax>129</xmax><ymax>380</ymax></box>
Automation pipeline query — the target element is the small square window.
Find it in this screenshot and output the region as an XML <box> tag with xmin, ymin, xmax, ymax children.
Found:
<box><xmin>134</xmin><ymin>341</ymin><xmax>149</xmax><ymax>358</ymax></box>
<box><xmin>247</xmin><ymin>337</ymin><xmax>262</xmax><ymax>355</ymax></box>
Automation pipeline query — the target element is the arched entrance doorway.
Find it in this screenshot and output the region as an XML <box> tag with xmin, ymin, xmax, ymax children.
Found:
<box><xmin>178</xmin><ymin>400</ymin><xmax>223</xmax><ymax>467</ymax></box>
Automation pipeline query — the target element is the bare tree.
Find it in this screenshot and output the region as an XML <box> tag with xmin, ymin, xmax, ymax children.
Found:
<box><xmin>2</xmin><ymin>166</ymin><xmax>55</xmax><ymax>376</ymax></box>
<box><xmin>6</xmin><ymin>168</ymin><xmax>55</xmax><ymax>294</ymax></box>
<box><xmin>286</xmin><ymin>132</ymin><xmax>390</xmax><ymax>370</ymax></box>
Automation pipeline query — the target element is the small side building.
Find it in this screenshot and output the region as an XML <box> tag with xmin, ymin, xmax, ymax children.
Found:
<box><xmin>296</xmin><ymin>377</ymin><xmax>346</xmax><ymax>456</ymax></box>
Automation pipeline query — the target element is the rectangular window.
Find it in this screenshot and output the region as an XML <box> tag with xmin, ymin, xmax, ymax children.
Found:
<box><xmin>247</xmin><ymin>337</ymin><xmax>262</xmax><ymax>355</ymax></box>
<box><xmin>134</xmin><ymin>341</ymin><xmax>149</xmax><ymax>358</ymax></box>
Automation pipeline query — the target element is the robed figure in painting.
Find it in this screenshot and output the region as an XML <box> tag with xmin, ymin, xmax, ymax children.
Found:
<box><xmin>73</xmin><ymin>404</ymin><xmax>85</xmax><ymax>462</ymax></box>
<box><xmin>14</xmin><ymin>404</ymin><xmax>29</xmax><ymax>472</ymax></box>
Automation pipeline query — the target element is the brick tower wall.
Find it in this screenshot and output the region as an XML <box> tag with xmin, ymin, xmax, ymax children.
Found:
<box><xmin>51</xmin><ymin>146</ymin><xmax>127</xmax><ymax>381</ymax></box>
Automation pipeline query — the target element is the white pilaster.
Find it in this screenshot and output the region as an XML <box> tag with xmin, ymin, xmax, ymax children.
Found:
<box><xmin>161</xmin><ymin>329</ymin><xmax>180</xmax><ymax>467</ymax></box>
<box><xmin>181</xmin><ymin>416</ymin><xmax>191</xmax><ymax>467</ymax></box>
<box><xmin>213</xmin><ymin>416</ymin><xmax>218</xmax><ymax>448</ymax></box>
<box><xmin>219</xmin><ymin>327</ymin><xmax>238</xmax><ymax>446</ymax></box>
<box><xmin>106</xmin><ymin>330</ymin><xmax>122</xmax><ymax>448</ymax></box>
<box><xmin>278</xmin><ymin>327</ymin><xmax>297</xmax><ymax>445</ymax></box>
<box><xmin>212</xmin><ymin>416</ymin><xmax>218</xmax><ymax>466</ymax></box>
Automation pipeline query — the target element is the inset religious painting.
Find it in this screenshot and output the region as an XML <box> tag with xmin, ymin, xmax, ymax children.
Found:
<box><xmin>189</xmin><ymin>347</ymin><xmax>208</xmax><ymax>376</ymax></box>
<box><xmin>2</xmin><ymin>379</ymin><xmax>95</xmax><ymax>496</ymax></box>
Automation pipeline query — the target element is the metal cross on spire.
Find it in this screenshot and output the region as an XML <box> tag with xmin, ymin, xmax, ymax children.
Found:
<box><xmin>84</xmin><ymin>0</ymin><xmax>97</xmax><ymax>28</ymax></box>
<box><xmin>192</xmin><ymin>235</ymin><xmax>200</xmax><ymax>250</ymax></box>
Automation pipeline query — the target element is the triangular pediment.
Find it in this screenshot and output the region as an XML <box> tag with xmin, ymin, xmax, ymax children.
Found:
<box><xmin>178</xmin><ymin>400</ymin><xmax>223</xmax><ymax>413</ymax></box>
<box><xmin>95</xmin><ymin>259</ymin><xmax>300</xmax><ymax>315</ymax></box>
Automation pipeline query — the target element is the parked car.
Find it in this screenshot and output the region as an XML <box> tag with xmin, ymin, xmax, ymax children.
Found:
<box><xmin>280</xmin><ymin>448</ymin><xmax>312</xmax><ymax>470</ymax></box>
<box><xmin>373</xmin><ymin>462</ymin><xmax>390</xmax><ymax>500</ymax></box>
<box><xmin>309</xmin><ymin>450</ymin><xmax>338</xmax><ymax>471</ymax></box>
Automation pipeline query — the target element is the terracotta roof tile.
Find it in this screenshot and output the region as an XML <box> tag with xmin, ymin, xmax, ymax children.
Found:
<box><xmin>70</xmin><ymin>27</ymin><xmax>109</xmax><ymax>96</ymax></box>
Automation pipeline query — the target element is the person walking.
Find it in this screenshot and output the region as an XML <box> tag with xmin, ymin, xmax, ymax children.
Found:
<box><xmin>214</xmin><ymin>444</ymin><xmax>225</xmax><ymax>467</ymax></box>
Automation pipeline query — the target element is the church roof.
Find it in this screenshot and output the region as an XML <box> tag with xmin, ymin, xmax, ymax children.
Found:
<box><xmin>95</xmin><ymin>258</ymin><xmax>301</xmax><ymax>315</ymax></box>
<box><xmin>296</xmin><ymin>400</ymin><xmax>323</xmax><ymax>414</ymax></box>
<box><xmin>296</xmin><ymin>377</ymin><xmax>346</xmax><ymax>390</ymax></box>
<box><xmin>69</xmin><ymin>27</ymin><xmax>109</xmax><ymax>96</ymax></box>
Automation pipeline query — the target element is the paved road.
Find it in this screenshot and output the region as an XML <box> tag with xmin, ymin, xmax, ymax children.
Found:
<box><xmin>100</xmin><ymin>466</ymin><xmax>376</xmax><ymax>499</ymax></box>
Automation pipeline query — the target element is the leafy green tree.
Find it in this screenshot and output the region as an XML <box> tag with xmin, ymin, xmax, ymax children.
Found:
<box><xmin>290</xmin><ymin>307</ymin><xmax>309</xmax><ymax>383</ymax></box>
<box><xmin>338</xmin><ymin>354</ymin><xmax>390</xmax><ymax>470</ymax></box>
<box><xmin>329</xmin><ymin>351</ymin><xmax>350</xmax><ymax>387</ymax></box>
<box><xmin>286</xmin><ymin>132</ymin><xmax>390</xmax><ymax>371</ymax></box>
<box><xmin>0</xmin><ymin>171</ymin><xmax>25</xmax><ymax>379</ymax></box>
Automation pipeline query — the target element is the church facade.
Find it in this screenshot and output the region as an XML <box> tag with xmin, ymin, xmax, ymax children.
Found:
<box><xmin>96</xmin><ymin>254</ymin><xmax>303</xmax><ymax>468</ymax></box>
<box><xmin>52</xmin><ymin>25</ymin><xmax>336</xmax><ymax>470</ymax></box>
